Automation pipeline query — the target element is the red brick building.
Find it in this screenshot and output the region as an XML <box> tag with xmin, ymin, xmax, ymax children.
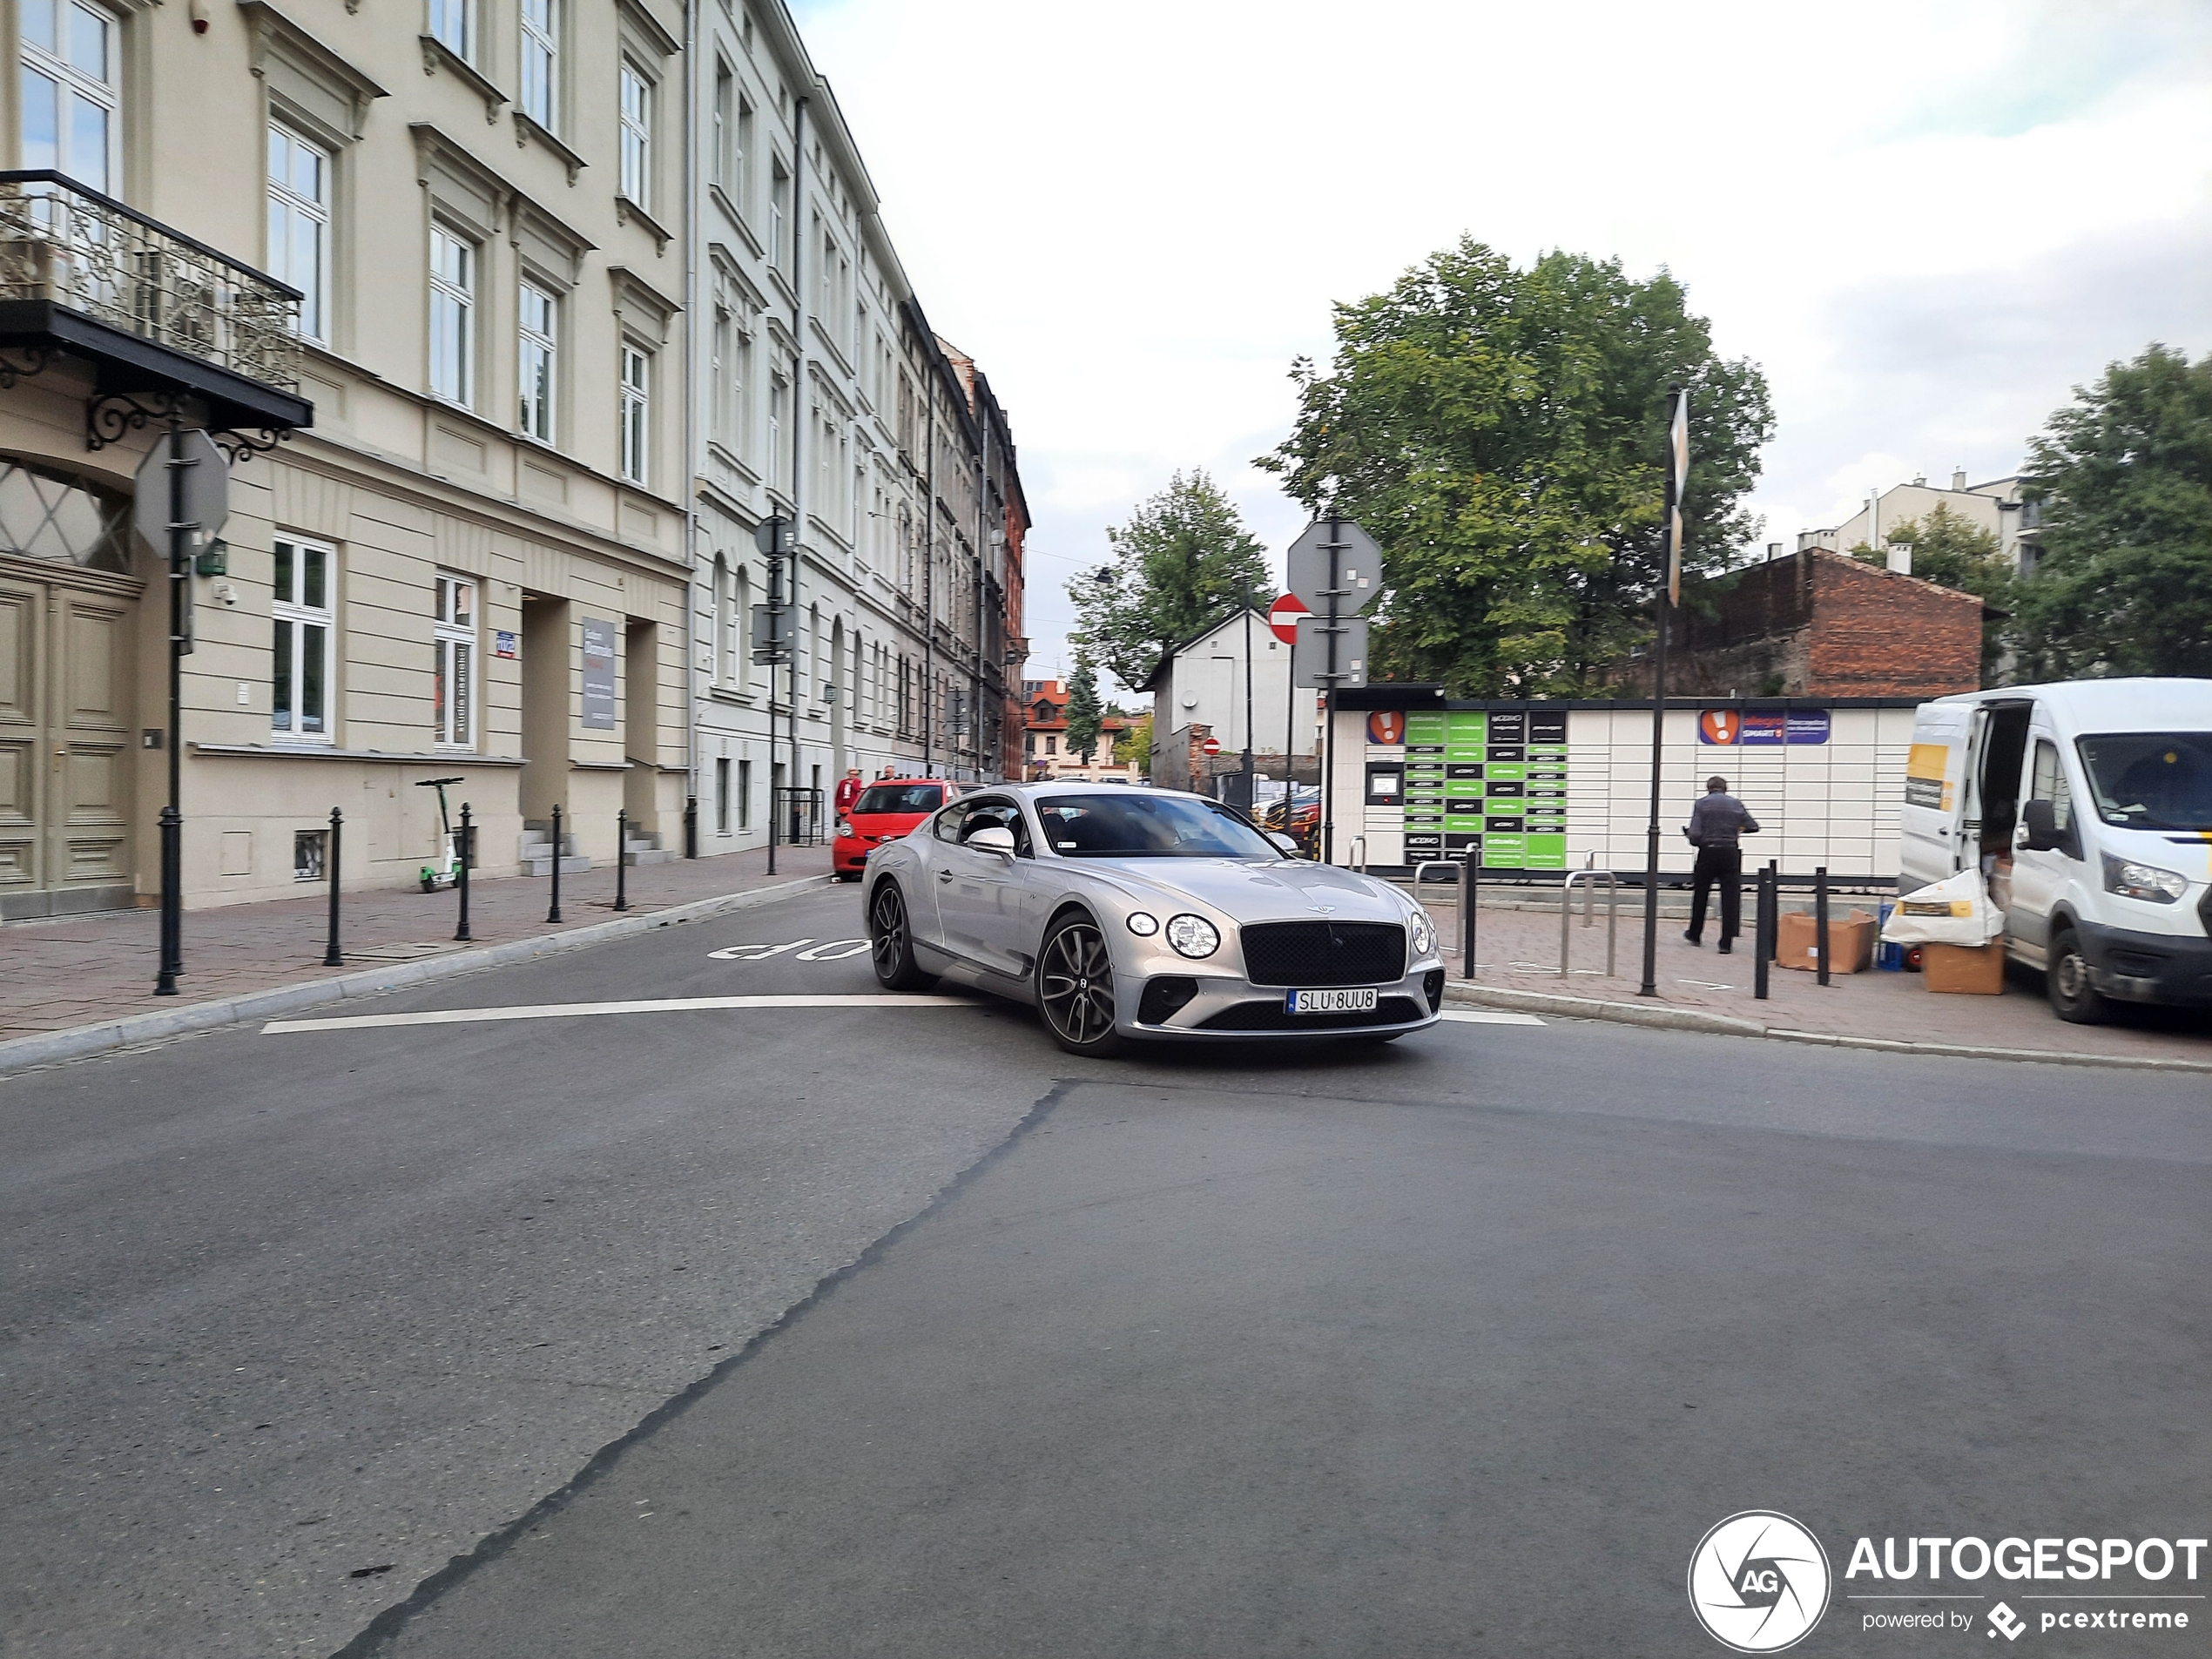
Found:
<box><xmin>1662</xmin><ymin>547</ymin><xmax>1986</xmax><ymax>698</ymax></box>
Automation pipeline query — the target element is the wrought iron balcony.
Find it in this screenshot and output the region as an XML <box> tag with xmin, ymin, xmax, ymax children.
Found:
<box><xmin>0</xmin><ymin>170</ymin><xmax>312</xmax><ymax>447</ymax></box>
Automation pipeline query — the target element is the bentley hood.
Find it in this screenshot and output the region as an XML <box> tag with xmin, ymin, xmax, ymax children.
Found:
<box><xmin>1068</xmin><ymin>858</ymin><xmax>1412</xmax><ymax>927</ymax></box>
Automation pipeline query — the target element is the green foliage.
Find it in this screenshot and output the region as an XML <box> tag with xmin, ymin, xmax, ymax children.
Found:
<box><xmin>1848</xmin><ymin>502</ymin><xmax>2016</xmax><ymax>679</ymax></box>
<box><xmin>1116</xmin><ymin>716</ymin><xmax>1153</xmax><ymax>772</ymax></box>
<box><xmin>1258</xmin><ymin>238</ymin><xmax>1774</xmax><ymax>696</ymax></box>
<box><xmin>1073</xmin><ymin>471</ymin><xmax>1271</xmax><ymax>691</ymax></box>
<box><xmin>2016</xmin><ymin>343</ymin><xmax>2212</xmax><ymax>678</ymax></box>
<box><xmin>1062</xmin><ymin>657</ymin><xmax>1105</xmax><ymax>763</ymax></box>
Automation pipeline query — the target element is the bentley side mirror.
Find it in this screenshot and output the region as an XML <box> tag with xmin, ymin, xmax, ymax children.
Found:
<box><xmin>968</xmin><ymin>825</ymin><xmax>1017</xmax><ymax>858</ymax></box>
<box><xmin>1267</xmin><ymin>832</ymin><xmax>1302</xmax><ymax>856</ymax></box>
<box><xmin>2019</xmin><ymin>799</ymin><xmax>2063</xmax><ymax>853</ymax></box>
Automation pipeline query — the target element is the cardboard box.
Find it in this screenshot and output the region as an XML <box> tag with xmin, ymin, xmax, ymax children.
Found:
<box><xmin>1924</xmin><ymin>940</ymin><xmax>2006</xmax><ymax>995</ymax></box>
<box><xmin>1775</xmin><ymin>908</ymin><xmax>1878</xmax><ymax>973</ymax></box>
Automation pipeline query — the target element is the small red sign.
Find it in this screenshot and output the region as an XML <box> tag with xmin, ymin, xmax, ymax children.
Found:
<box><xmin>1267</xmin><ymin>592</ymin><xmax>1309</xmax><ymax>645</ymax></box>
<box><xmin>1201</xmin><ymin>737</ymin><xmax>1222</xmax><ymax>756</ymax></box>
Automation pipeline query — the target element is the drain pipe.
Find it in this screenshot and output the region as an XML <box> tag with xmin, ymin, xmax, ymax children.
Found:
<box><xmin>678</xmin><ymin>0</ymin><xmax>699</xmax><ymax>853</ymax></box>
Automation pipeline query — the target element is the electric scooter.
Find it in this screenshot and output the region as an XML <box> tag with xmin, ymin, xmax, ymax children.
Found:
<box><xmin>415</xmin><ymin>776</ymin><xmax>467</xmax><ymax>891</ymax></box>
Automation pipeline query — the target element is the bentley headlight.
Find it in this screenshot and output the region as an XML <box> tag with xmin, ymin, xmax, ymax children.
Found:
<box><xmin>1166</xmin><ymin>914</ymin><xmax>1220</xmax><ymax>958</ymax></box>
<box><xmin>1126</xmin><ymin>912</ymin><xmax>1160</xmax><ymax>936</ymax></box>
<box><xmin>2103</xmin><ymin>853</ymin><xmax>2186</xmax><ymax>903</ymax></box>
<box><xmin>1408</xmin><ymin>910</ymin><xmax>1436</xmax><ymax>957</ymax></box>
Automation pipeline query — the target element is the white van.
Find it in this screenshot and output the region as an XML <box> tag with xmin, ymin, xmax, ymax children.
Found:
<box><xmin>1900</xmin><ymin>678</ymin><xmax>2212</xmax><ymax>1023</ymax></box>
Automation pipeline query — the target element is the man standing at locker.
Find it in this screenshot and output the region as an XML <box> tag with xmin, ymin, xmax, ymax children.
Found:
<box><xmin>1683</xmin><ymin>774</ymin><xmax>1760</xmax><ymax>954</ymax></box>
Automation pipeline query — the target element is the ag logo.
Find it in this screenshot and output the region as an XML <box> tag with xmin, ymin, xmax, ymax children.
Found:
<box><xmin>1688</xmin><ymin>1511</ymin><xmax>1831</xmax><ymax>1652</ymax></box>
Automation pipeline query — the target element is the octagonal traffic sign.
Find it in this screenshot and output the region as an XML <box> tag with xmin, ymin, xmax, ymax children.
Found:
<box><xmin>132</xmin><ymin>427</ymin><xmax>228</xmax><ymax>555</ymax></box>
<box><xmin>1284</xmin><ymin>517</ymin><xmax>1380</xmax><ymax>614</ymax></box>
<box><xmin>1266</xmin><ymin>592</ymin><xmax>1309</xmax><ymax>644</ymax></box>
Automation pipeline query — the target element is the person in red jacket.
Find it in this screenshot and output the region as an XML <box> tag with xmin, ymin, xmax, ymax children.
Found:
<box><xmin>834</xmin><ymin>767</ymin><xmax>865</xmax><ymax>817</ymax></box>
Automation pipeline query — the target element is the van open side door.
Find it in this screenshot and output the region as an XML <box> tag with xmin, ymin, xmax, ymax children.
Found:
<box><xmin>1900</xmin><ymin>705</ymin><xmax>1973</xmax><ymax>887</ymax></box>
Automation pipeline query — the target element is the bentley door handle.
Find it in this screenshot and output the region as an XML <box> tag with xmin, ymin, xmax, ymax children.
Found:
<box><xmin>937</xmin><ymin>870</ymin><xmax>954</xmax><ymax>882</ymax></box>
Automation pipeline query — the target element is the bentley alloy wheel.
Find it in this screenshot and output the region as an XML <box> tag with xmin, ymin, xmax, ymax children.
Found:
<box><xmin>869</xmin><ymin>880</ymin><xmax>936</xmax><ymax>992</ymax></box>
<box><xmin>1038</xmin><ymin>914</ymin><xmax>1124</xmax><ymax>1055</ymax></box>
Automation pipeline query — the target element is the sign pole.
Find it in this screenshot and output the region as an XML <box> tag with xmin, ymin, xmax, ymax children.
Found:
<box><xmin>1638</xmin><ymin>388</ymin><xmax>1688</xmax><ymax>998</ymax></box>
<box><xmin>155</xmin><ymin>417</ymin><xmax>191</xmax><ymax>995</ymax></box>
<box><xmin>1320</xmin><ymin>516</ymin><xmax>1341</xmax><ymax>865</ymax></box>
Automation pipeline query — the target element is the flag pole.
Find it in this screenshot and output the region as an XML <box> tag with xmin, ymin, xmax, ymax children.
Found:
<box><xmin>1638</xmin><ymin>387</ymin><xmax>1688</xmax><ymax>998</ymax></box>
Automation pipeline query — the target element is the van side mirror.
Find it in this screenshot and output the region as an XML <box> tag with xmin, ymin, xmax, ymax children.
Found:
<box><xmin>2020</xmin><ymin>799</ymin><xmax>2064</xmax><ymax>853</ymax></box>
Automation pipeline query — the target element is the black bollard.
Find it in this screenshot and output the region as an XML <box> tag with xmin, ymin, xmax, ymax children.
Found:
<box><xmin>322</xmin><ymin>806</ymin><xmax>344</xmax><ymax>966</ymax></box>
<box><xmin>547</xmin><ymin>802</ymin><xmax>564</xmax><ymax>924</ymax></box>
<box><xmin>684</xmin><ymin>794</ymin><xmax>698</xmax><ymax>860</ymax></box>
<box><xmin>1753</xmin><ymin>860</ymin><xmax>1772</xmax><ymax>1001</ymax></box>
<box><xmin>614</xmin><ymin>807</ymin><xmax>630</xmax><ymax>913</ymax></box>
<box><xmin>455</xmin><ymin>803</ymin><xmax>473</xmax><ymax>942</ymax></box>
<box><xmin>1815</xmin><ymin>864</ymin><xmax>1831</xmax><ymax>988</ymax></box>
<box><xmin>1462</xmin><ymin>845</ymin><xmax>1479</xmax><ymax>981</ymax></box>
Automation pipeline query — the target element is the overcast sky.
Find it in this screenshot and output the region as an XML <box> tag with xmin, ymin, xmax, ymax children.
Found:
<box><xmin>790</xmin><ymin>0</ymin><xmax>2212</xmax><ymax>692</ymax></box>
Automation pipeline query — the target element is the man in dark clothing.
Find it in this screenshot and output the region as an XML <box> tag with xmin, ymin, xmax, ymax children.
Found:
<box><xmin>1683</xmin><ymin>774</ymin><xmax>1760</xmax><ymax>953</ymax></box>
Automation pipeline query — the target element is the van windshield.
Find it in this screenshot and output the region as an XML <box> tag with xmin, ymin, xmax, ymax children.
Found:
<box><xmin>2076</xmin><ymin>733</ymin><xmax>2212</xmax><ymax>832</ymax></box>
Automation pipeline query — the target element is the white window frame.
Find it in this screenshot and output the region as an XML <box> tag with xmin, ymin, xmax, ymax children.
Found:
<box><xmin>266</xmin><ymin>123</ymin><xmax>332</xmax><ymax>345</ymax></box>
<box><xmin>427</xmin><ymin>0</ymin><xmax>473</xmax><ymax>62</ymax></box>
<box><xmin>710</xmin><ymin>305</ymin><xmax>730</xmax><ymax>448</ymax></box>
<box><xmin>20</xmin><ymin>0</ymin><xmax>119</xmax><ymax>192</ymax></box>
<box><xmin>618</xmin><ymin>61</ymin><xmax>652</xmax><ymax>208</ymax></box>
<box><xmin>518</xmin><ymin>279</ymin><xmax>556</xmax><ymax>442</ymax></box>
<box><xmin>519</xmin><ymin>0</ymin><xmax>557</xmax><ymax>130</ymax></box>
<box><xmin>428</xmin><ymin>224</ymin><xmax>475</xmax><ymax>408</ymax></box>
<box><xmin>618</xmin><ymin>341</ymin><xmax>651</xmax><ymax>486</ymax></box>
<box><xmin>433</xmin><ymin>572</ymin><xmax>478</xmax><ymax>749</ymax></box>
<box><xmin>272</xmin><ymin>534</ymin><xmax>336</xmax><ymax>743</ymax></box>
<box><xmin>711</xmin><ymin>62</ymin><xmax>732</xmax><ymax>189</ymax></box>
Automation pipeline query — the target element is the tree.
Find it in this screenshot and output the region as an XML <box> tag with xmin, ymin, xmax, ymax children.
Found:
<box><xmin>1115</xmin><ymin>715</ymin><xmax>1153</xmax><ymax>773</ymax></box>
<box><xmin>1062</xmin><ymin>657</ymin><xmax>1104</xmax><ymax>764</ymax></box>
<box><xmin>1258</xmin><ymin>239</ymin><xmax>1774</xmax><ymax>696</ymax></box>
<box><xmin>1847</xmin><ymin>502</ymin><xmax>2016</xmax><ymax>679</ymax></box>
<box><xmin>2014</xmin><ymin>343</ymin><xmax>2212</xmax><ymax>678</ymax></box>
<box><xmin>1072</xmin><ymin>471</ymin><xmax>1270</xmax><ymax>691</ymax></box>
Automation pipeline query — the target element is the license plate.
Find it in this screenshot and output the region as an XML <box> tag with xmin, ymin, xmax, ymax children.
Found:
<box><xmin>1287</xmin><ymin>988</ymin><xmax>1379</xmax><ymax>1015</ymax></box>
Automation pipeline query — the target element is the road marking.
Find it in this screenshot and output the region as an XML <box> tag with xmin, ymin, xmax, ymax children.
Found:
<box><xmin>1438</xmin><ymin>1009</ymin><xmax>1547</xmax><ymax>1026</ymax></box>
<box><xmin>706</xmin><ymin>939</ymin><xmax>814</xmax><ymax>960</ymax></box>
<box><xmin>1677</xmin><ymin>978</ymin><xmax>1736</xmax><ymax>989</ymax></box>
<box><xmin>795</xmin><ymin>939</ymin><xmax>870</xmax><ymax>961</ymax></box>
<box><xmin>263</xmin><ymin>994</ymin><xmax>979</xmax><ymax>1035</ymax></box>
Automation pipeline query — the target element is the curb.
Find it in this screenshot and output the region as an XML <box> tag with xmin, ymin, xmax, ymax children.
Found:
<box><xmin>1440</xmin><ymin>982</ymin><xmax>2212</xmax><ymax>1076</ymax></box>
<box><xmin>0</xmin><ymin>874</ymin><xmax>836</xmax><ymax>1079</ymax></box>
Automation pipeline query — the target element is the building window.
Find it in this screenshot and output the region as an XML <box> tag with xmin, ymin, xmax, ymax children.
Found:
<box><xmin>768</xmin><ymin>370</ymin><xmax>787</xmax><ymax>485</ymax></box>
<box><xmin>294</xmin><ymin>827</ymin><xmax>327</xmax><ymax>881</ymax></box>
<box><xmin>769</xmin><ymin>159</ymin><xmax>789</xmax><ymax>275</ymax></box>
<box><xmin>427</xmin><ymin>0</ymin><xmax>472</xmax><ymax>61</ymax></box>
<box><xmin>618</xmin><ymin>63</ymin><xmax>651</xmax><ymax>206</ymax></box>
<box><xmin>266</xmin><ymin>125</ymin><xmax>330</xmax><ymax>344</ymax></box>
<box><xmin>518</xmin><ymin>280</ymin><xmax>556</xmax><ymax>441</ymax></box>
<box><xmin>710</xmin><ymin>307</ymin><xmax>730</xmax><ymax>447</ymax></box>
<box><xmin>715</xmin><ymin>756</ymin><xmax>731</xmax><ymax>834</ymax></box>
<box><xmin>618</xmin><ymin>343</ymin><xmax>650</xmax><ymax>485</ymax></box>
<box><xmin>20</xmin><ymin>0</ymin><xmax>118</xmax><ymax>192</ymax></box>
<box><xmin>711</xmin><ymin>63</ymin><xmax>732</xmax><ymax>188</ymax></box>
<box><xmin>735</xmin><ymin>98</ymin><xmax>754</xmax><ymax>216</ymax></box>
<box><xmin>738</xmin><ymin>758</ymin><xmax>752</xmax><ymax>829</ymax></box>
<box><xmin>732</xmin><ymin>563</ymin><xmax>750</xmax><ymax>693</ymax></box>
<box><xmin>433</xmin><ymin>573</ymin><xmax>476</xmax><ymax>747</ymax></box>
<box><xmin>1044</xmin><ymin>734</ymin><xmax>1057</xmax><ymax>756</ymax></box>
<box><xmin>272</xmin><ymin>535</ymin><xmax>334</xmax><ymax>740</ymax></box>
<box><xmin>519</xmin><ymin>0</ymin><xmax>557</xmax><ymax>129</ymax></box>
<box><xmin>428</xmin><ymin>225</ymin><xmax>474</xmax><ymax>407</ymax></box>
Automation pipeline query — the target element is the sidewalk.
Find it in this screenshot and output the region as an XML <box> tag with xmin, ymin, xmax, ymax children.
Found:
<box><xmin>1425</xmin><ymin>894</ymin><xmax>2212</xmax><ymax>1069</ymax></box>
<box><xmin>0</xmin><ymin>844</ymin><xmax>833</xmax><ymax>1044</ymax></box>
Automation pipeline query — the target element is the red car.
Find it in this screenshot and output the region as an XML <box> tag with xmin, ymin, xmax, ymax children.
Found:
<box><xmin>834</xmin><ymin>778</ymin><xmax>965</xmax><ymax>879</ymax></box>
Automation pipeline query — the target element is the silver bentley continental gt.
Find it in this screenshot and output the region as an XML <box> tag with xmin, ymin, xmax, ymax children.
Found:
<box><xmin>862</xmin><ymin>782</ymin><xmax>1446</xmax><ymax>1055</ymax></box>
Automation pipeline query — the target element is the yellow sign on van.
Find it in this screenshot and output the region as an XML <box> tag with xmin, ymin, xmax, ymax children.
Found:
<box><xmin>1905</xmin><ymin>743</ymin><xmax>1951</xmax><ymax>811</ymax></box>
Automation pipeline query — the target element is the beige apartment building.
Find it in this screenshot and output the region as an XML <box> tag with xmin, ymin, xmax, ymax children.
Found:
<box><xmin>1</xmin><ymin>0</ymin><xmax>689</xmax><ymax>918</ymax></box>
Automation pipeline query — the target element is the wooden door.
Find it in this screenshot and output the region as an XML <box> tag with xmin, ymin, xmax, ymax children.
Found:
<box><xmin>0</xmin><ymin>573</ymin><xmax>39</xmax><ymax>898</ymax></box>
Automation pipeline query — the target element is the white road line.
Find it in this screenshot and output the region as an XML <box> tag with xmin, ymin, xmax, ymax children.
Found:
<box><xmin>1438</xmin><ymin>1009</ymin><xmax>1548</xmax><ymax>1027</ymax></box>
<box><xmin>263</xmin><ymin>993</ymin><xmax>979</xmax><ymax>1035</ymax></box>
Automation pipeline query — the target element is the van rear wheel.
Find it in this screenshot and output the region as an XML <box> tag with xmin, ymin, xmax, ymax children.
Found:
<box><xmin>2046</xmin><ymin>927</ymin><xmax>2109</xmax><ymax>1025</ymax></box>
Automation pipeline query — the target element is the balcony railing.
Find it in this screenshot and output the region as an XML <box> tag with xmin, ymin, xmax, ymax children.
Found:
<box><xmin>0</xmin><ymin>170</ymin><xmax>302</xmax><ymax>395</ymax></box>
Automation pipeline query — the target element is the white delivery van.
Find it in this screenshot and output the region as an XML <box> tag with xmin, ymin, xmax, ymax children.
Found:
<box><xmin>1900</xmin><ymin>678</ymin><xmax>2212</xmax><ymax>1023</ymax></box>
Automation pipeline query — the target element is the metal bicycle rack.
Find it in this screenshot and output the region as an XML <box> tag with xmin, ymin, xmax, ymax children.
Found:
<box><xmin>1561</xmin><ymin>866</ymin><xmax>1621</xmax><ymax>978</ymax></box>
<box><xmin>1409</xmin><ymin>858</ymin><xmax>1466</xmax><ymax>978</ymax></box>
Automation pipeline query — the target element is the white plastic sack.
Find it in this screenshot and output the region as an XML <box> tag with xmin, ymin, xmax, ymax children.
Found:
<box><xmin>1881</xmin><ymin>869</ymin><xmax>2005</xmax><ymax>946</ymax></box>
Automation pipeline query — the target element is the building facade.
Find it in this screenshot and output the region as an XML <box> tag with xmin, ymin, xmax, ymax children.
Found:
<box><xmin>684</xmin><ymin>11</ymin><xmax>1025</xmax><ymax>855</ymax></box>
<box><xmin>1137</xmin><ymin>607</ymin><xmax>1315</xmax><ymax>787</ymax></box>
<box><xmin>1797</xmin><ymin>469</ymin><xmax>2042</xmax><ymax>574</ymax></box>
<box><xmin>1018</xmin><ymin>678</ymin><xmax>1139</xmax><ymax>782</ymax></box>
<box><xmin>3</xmin><ymin>0</ymin><xmax>695</xmax><ymax>918</ymax></box>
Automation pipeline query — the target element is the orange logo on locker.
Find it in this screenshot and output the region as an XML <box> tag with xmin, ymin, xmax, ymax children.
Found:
<box><xmin>1367</xmin><ymin>711</ymin><xmax>1406</xmax><ymax>745</ymax></box>
<box><xmin>1699</xmin><ymin>710</ymin><xmax>1739</xmax><ymax>745</ymax></box>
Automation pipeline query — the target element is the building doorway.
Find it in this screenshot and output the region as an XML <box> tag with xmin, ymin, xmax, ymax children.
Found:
<box><xmin>0</xmin><ymin>460</ymin><xmax>140</xmax><ymax>919</ymax></box>
<box><xmin>624</xmin><ymin>617</ymin><xmax>657</xmax><ymax>824</ymax></box>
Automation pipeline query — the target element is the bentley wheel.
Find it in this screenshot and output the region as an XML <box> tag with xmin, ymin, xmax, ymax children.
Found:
<box><xmin>1037</xmin><ymin>914</ymin><xmax>1124</xmax><ymax>1056</ymax></box>
<box><xmin>2046</xmin><ymin>927</ymin><xmax>2108</xmax><ymax>1025</ymax></box>
<box><xmin>869</xmin><ymin>881</ymin><xmax>935</xmax><ymax>992</ymax></box>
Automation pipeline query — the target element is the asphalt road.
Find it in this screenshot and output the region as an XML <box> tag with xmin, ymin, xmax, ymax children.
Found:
<box><xmin>3</xmin><ymin>883</ymin><xmax>2206</xmax><ymax>1658</ymax></box>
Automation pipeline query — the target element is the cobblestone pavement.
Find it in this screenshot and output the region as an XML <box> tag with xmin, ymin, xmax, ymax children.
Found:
<box><xmin>1423</xmin><ymin>891</ymin><xmax>2211</xmax><ymax>1065</ymax></box>
<box><xmin>0</xmin><ymin>844</ymin><xmax>832</xmax><ymax>1042</ymax></box>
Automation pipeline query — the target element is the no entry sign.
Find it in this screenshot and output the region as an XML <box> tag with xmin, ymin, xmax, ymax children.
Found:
<box><xmin>1201</xmin><ymin>736</ymin><xmax>1222</xmax><ymax>756</ymax></box>
<box><xmin>1266</xmin><ymin>593</ymin><xmax>1309</xmax><ymax>645</ymax></box>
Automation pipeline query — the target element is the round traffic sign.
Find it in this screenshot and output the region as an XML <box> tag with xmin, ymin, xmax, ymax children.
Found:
<box><xmin>1201</xmin><ymin>737</ymin><xmax>1222</xmax><ymax>756</ymax></box>
<box><xmin>1266</xmin><ymin>592</ymin><xmax>1309</xmax><ymax>645</ymax></box>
